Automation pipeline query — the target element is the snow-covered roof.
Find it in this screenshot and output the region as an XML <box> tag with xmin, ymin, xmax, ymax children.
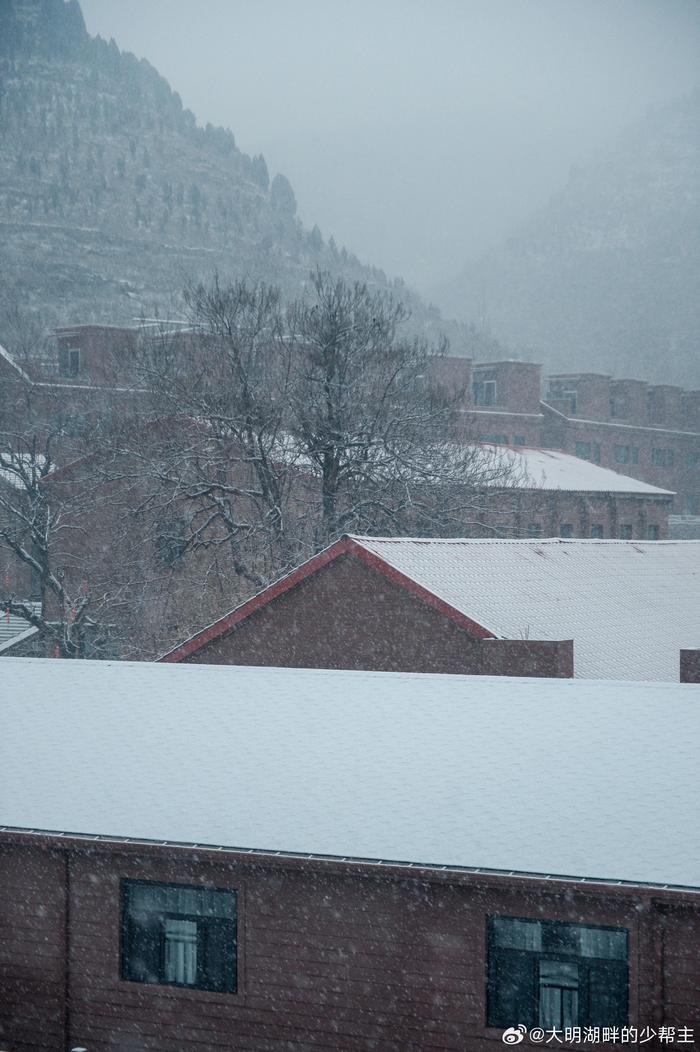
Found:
<box><xmin>350</xmin><ymin>536</ymin><xmax>700</xmax><ymax>681</ymax></box>
<box><xmin>0</xmin><ymin>604</ymin><xmax>40</xmax><ymax>651</ymax></box>
<box><xmin>0</xmin><ymin>342</ymin><xmax>32</xmax><ymax>383</ymax></box>
<box><xmin>0</xmin><ymin>455</ymin><xmax>47</xmax><ymax>489</ymax></box>
<box><xmin>1</xmin><ymin>659</ymin><xmax>698</xmax><ymax>890</ymax></box>
<box><xmin>498</xmin><ymin>446</ymin><xmax>673</xmax><ymax>495</ymax></box>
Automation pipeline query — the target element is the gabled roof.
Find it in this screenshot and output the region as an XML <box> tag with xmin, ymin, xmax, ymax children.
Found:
<box><xmin>353</xmin><ymin>537</ymin><xmax>700</xmax><ymax>681</ymax></box>
<box><xmin>160</xmin><ymin>535</ymin><xmax>496</xmax><ymax>663</ymax></box>
<box><xmin>2</xmin><ymin>658</ymin><xmax>698</xmax><ymax>890</ymax></box>
<box><xmin>163</xmin><ymin>536</ymin><xmax>700</xmax><ymax>681</ymax></box>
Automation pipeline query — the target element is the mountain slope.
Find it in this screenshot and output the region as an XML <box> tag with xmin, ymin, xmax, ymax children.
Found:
<box><xmin>438</xmin><ymin>90</ymin><xmax>700</xmax><ymax>385</ymax></box>
<box><xmin>0</xmin><ymin>0</ymin><xmax>496</xmax><ymax>355</ymax></box>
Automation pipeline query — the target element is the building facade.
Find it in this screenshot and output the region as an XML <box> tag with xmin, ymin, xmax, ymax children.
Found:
<box><xmin>430</xmin><ymin>356</ymin><xmax>700</xmax><ymax>519</ymax></box>
<box><xmin>1</xmin><ymin>659</ymin><xmax>699</xmax><ymax>1051</ymax></box>
<box><xmin>2</xmin><ymin>831</ymin><xmax>699</xmax><ymax>1052</ymax></box>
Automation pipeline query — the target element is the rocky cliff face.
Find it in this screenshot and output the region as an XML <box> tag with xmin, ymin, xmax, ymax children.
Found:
<box><xmin>439</xmin><ymin>91</ymin><xmax>700</xmax><ymax>385</ymax></box>
<box><xmin>0</xmin><ymin>0</ymin><xmax>494</xmax><ymax>355</ymax></box>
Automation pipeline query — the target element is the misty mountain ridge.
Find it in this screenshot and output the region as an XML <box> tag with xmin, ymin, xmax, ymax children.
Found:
<box><xmin>438</xmin><ymin>89</ymin><xmax>700</xmax><ymax>386</ymax></box>
<box><xmin>0</xmin><ymin>0</ymin><xmax>500</xmax><ymax>357</ymax></box>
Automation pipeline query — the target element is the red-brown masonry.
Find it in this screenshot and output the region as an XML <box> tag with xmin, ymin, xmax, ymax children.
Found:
<box><xmin>1</xmin><ymin>834</ymin><xmax>698</xmax><ymax>1051</ymax></box>
<box><xmin>181</xmin><ymin>551</ymin><xmax>573</xmax><ymax>677</ymax></box>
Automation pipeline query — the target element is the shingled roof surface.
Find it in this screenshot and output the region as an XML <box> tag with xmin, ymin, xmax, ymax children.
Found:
<box><xmin>506</xmin><ymin>446</ymin><xmax>674</xmax><ymax>494</ymax></box>
<box><xmin>2</xmin><ymin>659</ymin><xmax>699</xmax><ymax>889</ymax></box>
<box><xmin>351</xmin><ymin>537</ymin><xmax>700</xmax><ymax>681</ymax></box>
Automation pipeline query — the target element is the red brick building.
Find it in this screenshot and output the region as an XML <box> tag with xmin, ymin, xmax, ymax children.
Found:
<box><xmin>162</xmin><ymin>534</ymin><xmax>573</xmax><ymax>676</ymax></box>
<box><xmin>1</xmin><ymin>659</ymin><xmax>698</xmax><ymax>1050</ymax></box>
<box><xmin>162</xmin><ymin>535</ymin><xmax>700</xmax><ymax>682</ymax></box>
<box><xmin>430</xmin><ymin>356</ymin><xmax>700</xmax><ymax>519</ymax></box>
<box><xmin>471</xmin><ymin>445</ymin><xmax>672</xmax><ymax>540</ymax></box>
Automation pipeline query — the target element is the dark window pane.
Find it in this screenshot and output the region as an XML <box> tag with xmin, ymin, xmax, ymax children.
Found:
<box><xmin>584</xmin><ymin>961</ymin><xmax>628</xmax><ymax>1025</ymax></box>
<box><xmin>123</xmin><ymin>913</ymin><xmax>161</xmax><ymax>983</ymax></box>
<box><xmin>203</xmin><ymin>917</ymin><xmax>237</xmax><ymax>993</ymax></box>
<box><xmin>488</xmin><ymin>950</ymin><xmax>536</xmax><ymax>1027</ymax></box>
<box><xmin>543</xmin><ymin>923</ymin><xmax>578</xmax><ymax>954</ymax></box>
<box><xmin>493</xmin><ymin>917</ymin><xmax>542</xmax><ymax>950</ymax></box>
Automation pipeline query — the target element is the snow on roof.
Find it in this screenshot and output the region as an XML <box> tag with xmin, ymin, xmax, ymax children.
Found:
<box><xmin>2</xmin><ymin>658</ymin><xmax>698</xmax><ymax>889</ymax></box>
<box><xmin>0</xmin><ymin>604</ymin><xmax>41</xmax><ymax>650</ymax></box>
<box><xmin>0</xmin><ymin>342</ymin><xmax>32</xmax><ymax>383</ymax></box>
<box><xmin>481</xmin><ymin>445</ymin><xmax>673</xmax><ymax>495</ymax></box>
<box><xmin>0</xmin><ymin>455</ymin><xmax>47</xmax><ymax>489</ymax></box>
<box><xmin>351</xmin><ymin>537</ymin><xmax>700</xmax><ymax>681</ymax></box>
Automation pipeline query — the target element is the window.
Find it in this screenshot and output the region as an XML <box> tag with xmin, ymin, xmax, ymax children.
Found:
<box><xmin>686</xmin><ymin>452</ymin><xmax>700</xmax><ymax>469</ymax></box>
<box><xmin>527</xmin><ymin>523</ymin><xmax>542</xmax><ymax>537</ymax></box>
<box><xmin>575</xmin><ymin>442</ymin><xmax>600</xmax><ymax>464</ymax></box>
<box><xmin>609</xmin><ymin>396</ymin><xmax>626</xmax><ymax>419</ymax></box>
<box><xmin>487</xmin><ymin>917</ymin><xmax>628</xmax><ymax>1028</ymax></box>
<box><xmin>647</xmin><ymin>524</ymin><xmax>660</xmax><ymax>540</ymax></box>
<box><xmin>614</xmin><ymin>445</ymin><xmax>629</xmax><ymax>465</ymax></box>
<box><xmin>619</xmin><ymin>525</ymin><xmax>633</xmax><ymax>540</ymax></box>
<box><xmin>479</xmin><ymin>433</ymin><xmax>508</xmax><ymax>445</ymax></box>
<box><xmin>590</xmin><ymin>524</ymin><xmax>604</xmax><ymax>539</ymax></box>
<box><xmin>651</xmin><ymin>448</ymin><xmax>674</xmax><ymax>469</ymax></box>
<box><xmin>122</xmin><ymin>881</ymin><xmax>237</xmax><ymax>993</ymax></box>
<box><xmin>58</xmin><ymin>346</ymin><xmax>80</xmax><ymax>377</ymax></box>
<box><xmin>560</xmin><ymin>523</ymin><xmax>573</xmax><ymax>538</ymax></box>
<box><xmin>473</xmin><ymin>379</ymin><xmax>497</xmax><ymax>406</ymax></box>
<box><xmin>548</xmin><ymin>383</ymin><xmax>577</xmax><ymax>415</ymax></box>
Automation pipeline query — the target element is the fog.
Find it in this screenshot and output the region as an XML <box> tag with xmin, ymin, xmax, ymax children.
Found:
<box><xmin>79</xmin><ymin>0</ymin><xmax>700</xmax><ymax>294</ymax></box>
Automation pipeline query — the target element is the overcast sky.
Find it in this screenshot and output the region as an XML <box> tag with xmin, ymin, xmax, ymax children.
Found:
<box><xmin>79</xmin><ymin>0</ymin><xmax>700</xmax><ymax>294</ymax></box>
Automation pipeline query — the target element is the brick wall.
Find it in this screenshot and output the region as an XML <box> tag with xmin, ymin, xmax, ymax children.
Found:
<box><xmin>184</xmin><ymin>552</ymin><xmax>572</xmax><ymax>677</ymax></box>
<box><xmin>1</xmin><ymin>836</ymin><xmax>698</xmax><ymax>1050</ymax></box>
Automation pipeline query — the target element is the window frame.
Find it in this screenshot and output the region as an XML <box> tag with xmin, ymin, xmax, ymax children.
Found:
<box><xmin>121</xmin><ymin>878</ymin><xmax>238</xmax><ymax>995</ymax></box>
<box><xmin>58</xmin><ymin>345</ymin><xmax>80</xmax><ymax>377</ymax></box>
<box><xmin>473</xmin><ymin>379</ymin><xmax>497</xmax><ymax>407</ymax></box>
<box><xmin>486</xmin><ymin>916</ymin><xmax>629</xmax><ymax>1029</ymax></box>
<box><xmin>651</xmin><ymin>447</ymin><xmax>674</xmax><ymax>469</ymax></box>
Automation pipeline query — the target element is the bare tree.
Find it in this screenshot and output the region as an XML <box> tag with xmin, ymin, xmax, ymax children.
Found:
<box><xmin>0</xmin><ymin>437</ymin><xmax>115</xmax><ymax>657</ymax></box>
<box><xmin>135</xmin><ymin>271</ymin><xmax>518</xmax><ymax>590</ymax></box>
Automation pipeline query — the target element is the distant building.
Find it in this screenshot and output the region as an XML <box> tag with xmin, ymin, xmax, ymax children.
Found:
<box><xmin>429</xmin><ymin>356</ymin><xmax>700</xmax><ymax>518</ymax></box>
<box><xmin>473</xmin><ymin>444</ymin><xmax>673</xmax><ymax>540</ymax></box>
<box><xmin>1</xmin><ymin>659</ymin><xmax>699</xmax><ymax>1047</ymax></box>
<box><xmin>163</xmin><ymin>535</ymin><xmax>700</xmax><ymax>681</ymax></box>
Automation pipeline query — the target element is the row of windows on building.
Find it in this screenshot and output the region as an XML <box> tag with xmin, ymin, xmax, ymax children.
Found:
<box><xmin>121</xmin><ymin>880</ymin><xmax>629</xmax><ymax>1028</ymax></box>
<box><xmin>575</xmin><ymin>442</ymin><xmax>697</xmax><ymax>470</ymax></box>
<box><xmin>479</xmin><ymin>433</ymin><xmax>527</xmax><ymax>446</ymax></box>
<box><xmin>527</xmin><ymin>523</ymin><xmax>660</xmax><ymax>540</ymax></box>
<box><xmin>550</xmin><ymin>385</ymin><xmax>692</xmax><ymax>428</ymax></box>
<box><xmin>478</xmin><ymin>437</ymin><xmax>699</xmax><ymax>472</ymax></box>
